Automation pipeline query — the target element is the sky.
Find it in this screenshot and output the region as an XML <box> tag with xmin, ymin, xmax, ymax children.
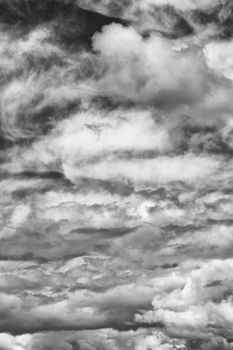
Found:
<box><xmin>1</xmin><ymin>0</ymin><xmax>233</xmax><ymax>349</ymax></box>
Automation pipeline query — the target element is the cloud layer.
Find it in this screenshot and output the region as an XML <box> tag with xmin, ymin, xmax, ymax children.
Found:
<box><xmin>1</xmin><ymin>0</ymin><xmax>233</xmax><ymax>349</ymax></box>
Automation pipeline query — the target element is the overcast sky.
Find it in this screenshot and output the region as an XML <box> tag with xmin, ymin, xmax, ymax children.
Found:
<box><xmin>1</xmin><ymin>0</ymin><xmax>233</xmax><ymax>349</ymax></box>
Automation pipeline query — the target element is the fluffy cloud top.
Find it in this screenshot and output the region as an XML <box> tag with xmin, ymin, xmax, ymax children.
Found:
<box><xmin>92</xmin><ymin>24</ymin><xmax>211</xmax><ymax>106</ymax></box>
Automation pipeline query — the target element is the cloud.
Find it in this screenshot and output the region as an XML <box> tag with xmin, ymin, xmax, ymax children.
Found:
<box><xmin>136</xmin><ymin>259</ymin><xmax>233</xmax><ymax>339</ymax></box>
<box><xmin>92</xmin><ymin>24</ymin><xmax>212</xmax><ymax>106</ymax></box>
<box><xmin>77</xmin><ymin>0</ymin><xmax>220</xmax><ymax>16</ymax></box>
<box><xmin>0</xmin><ymin>332</ymin><xmax>74</xmax><ymax>350</ymax></box>
<box><xmin>35</xmin><ymin>108</ymin><xmax>171</xmax><ymax>179</ymax></box>
<box><xmin>1</xmin><ymin>0</ymin><xmax>233</xmax><ymax>349</ymax></box>
<box><xmin>0</xmin><ymin>333</ymin><xmax>31</xmax><ymax>350</ymax></box>
<box><xmin>138</xmin><ymin>0</ymin><xmax>220</xmax><ymax>11</ymax></box>
<box><xmin>63</xmin><ymin>154</ymin><xmax>220</xmax><ymax>184</ymax></box>
<box><xmin>0</xmin><ymin>279</ymin><xmax>158</xmax><ymax>333</ymax></box>
<box><xmin>77</xmin><ymin>0</ymin><xmax>227</xmax><ymax>42</ymax></box>
<box><xmin>205</xmin><ymin>39</ymin><xmax>233</xmax><ymax>80</ymax></box>
<box><xmin>0</xmin><ymin>59</ymin><xmax>96</xmax><ymax>140</ymax></box>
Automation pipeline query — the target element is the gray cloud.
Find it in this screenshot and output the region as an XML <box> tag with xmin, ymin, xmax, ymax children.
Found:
<box><xmin>0</xmin><ymin>0</ymin><xmax>233</xmax><ymax>349</ymax></box>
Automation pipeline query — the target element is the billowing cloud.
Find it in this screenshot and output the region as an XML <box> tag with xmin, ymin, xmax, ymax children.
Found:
<box><xmin>92</xmin><ymin>24</ymin><xmax>212</xmax><ymax>106</ymax></box>
<box><xmin>136</xmin><ymin>259</ymin><xmax>233</xmax><ymax>339</ymax></box>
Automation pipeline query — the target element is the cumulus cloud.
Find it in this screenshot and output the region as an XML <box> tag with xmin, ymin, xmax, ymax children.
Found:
<box><xmin>92</xmin><ymin>24</ymin><xmax>212</xmax><ymax>106</ymax></box>
<box><xmin>136</xmin><ymin>259</ymin><xmax>233</xmax><ymax>339</ymax></box>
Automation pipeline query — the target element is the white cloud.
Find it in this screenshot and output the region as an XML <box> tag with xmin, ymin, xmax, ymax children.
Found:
<box><xmin>136</xmin><ymin>259</ymin><xmax>233</xmax><ymax>338</ymax></box>
<box><xmin>55</xmin><ymin>108</ymin><xmax>171</xmax><ymax>162</ymax></box>
<box><xmin>92</xmin><ymin>24</ymin><xmax>210</xmax><ymax>106</ymax></box>
<box><xmin>205</xmin><ymin>40</ymin><xmax>233</xmax><ymax>81</ymax></box>
<box><xmin>0</xmin><ymin>333</ymin><xmax>31</xmax><ymax>350</ymax></box>
<box><xmin>63</xmin><ymin>154</ymin><xmax>220</xmax><ymax>184</ymax></box>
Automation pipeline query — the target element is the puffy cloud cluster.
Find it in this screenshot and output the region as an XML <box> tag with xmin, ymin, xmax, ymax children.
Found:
<box><xmin>92</xmin><ymin>24</ymin><xmax>211</xmax><ymax>106</ymax></box>
<box><xmin>136</xmin><ymin>259</ymin><xmax>233</xmax><ymax>341</ymax></box>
